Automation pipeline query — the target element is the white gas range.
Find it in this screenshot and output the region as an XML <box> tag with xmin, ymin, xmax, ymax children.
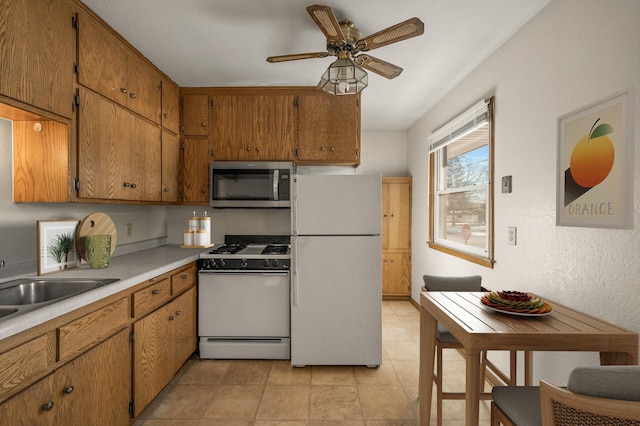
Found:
<box><xmin>197</xmin><ymin>235</ymin><xmax>291</xmax><ymax>359</ymax></box>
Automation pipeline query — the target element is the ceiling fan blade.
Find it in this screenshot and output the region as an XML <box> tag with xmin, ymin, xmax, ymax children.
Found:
<box><xmin>357</xmin><ymin>17</ymin><xmax>425</xmax><ymax>51</ymax></box>
<box><xmin>355</xmin><ymin>54</ymin><xmax>403</xmax><ymax>79</ymax></box>
<box><xmin>266</xmin><ymin>52</ymin><xmax>331</xmax><ymax>63</ymax></box>
<box><xmin>306</xmin><ymin>4</ymin><xmax>346</xmax><ymax>46</ymax></box>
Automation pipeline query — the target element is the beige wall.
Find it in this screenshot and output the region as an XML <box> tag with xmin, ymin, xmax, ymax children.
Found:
<box><xmin>407</xmin><ymin>0</ymin><xmax>640</xmax><ymax>383</ymax></box>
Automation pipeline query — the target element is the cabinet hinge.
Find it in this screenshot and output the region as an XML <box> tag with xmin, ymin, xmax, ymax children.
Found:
<box><xmin>73</xmin><ymin>179</ymin><xmax>80</xmax><ymax>191</ymax></box>
<box><xmin>129</xmin><ymin>330</ymin><xmax>134</xmax><ymax>343</ymax></box>
<box><xmin>180</xmin><ymin>142</ymin><xmax>185</xmax><ymax>150</ymax></box>
<box><xmin>356</xmin><ymin>98</ymin><xmax>360</xmax><ymax>107</ymax></box>
<box><xmin>71</xmin><ymin>15</ymin><xmax>78</xmax><ymax>30</ymax></box>
<box><xmin>209</xmin><ymin>99</ymin><xmax>214</xmax><ymax>107</ymax></box>
<box><xmin>293</xmin><ymin>96</ymin><xmax>299</xmax><ymax>107</ymax></box>
<box><xmin>294</xmin><ymin>148</ymin><xmax>299</xmax><ymax>157</ymax></box>
<box><xmin>73</xmin><ymin>63</ymin><xmax>79</xmax><ymax>75</ymax></box>
<box><xmin>129</xmin><ymin>401</ymin><xmax>135</xmax><ymax>416</ymax></box>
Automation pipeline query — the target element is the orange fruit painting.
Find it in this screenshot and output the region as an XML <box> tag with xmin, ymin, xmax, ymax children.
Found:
<box><xmin>569</xmin><ymin>118</ymin><xmax>615</xmax><ymax>188</ymax></box>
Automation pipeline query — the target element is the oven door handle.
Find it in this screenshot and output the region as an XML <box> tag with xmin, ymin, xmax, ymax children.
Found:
<box><xmin>273</xmin><ymin>169</ymin><xmax>279</xmax><ymax>201</ymax></box>
<box><xmin>291</xmin><ymin>238</ymin><xmax>298</xmax><ymax>306</ymax></box>
<box><xmin>199</xmin><ymin>271</ymin><xmax>290</xmax><ymax>276</ymax></box>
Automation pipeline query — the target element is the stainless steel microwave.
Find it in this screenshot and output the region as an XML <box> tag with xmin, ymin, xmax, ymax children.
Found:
<box><xmin>209</xmin><ymin>161</ymin><xmax>292</xmax><ymax>208</ymax></box>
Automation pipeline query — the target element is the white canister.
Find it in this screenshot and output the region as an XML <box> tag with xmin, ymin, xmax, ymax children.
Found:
<box><xmin>195</xmin><ymin>229</ymin><xmax>207</xmax><ymax>246</ymax></box>
<box><xmin>199</xmin><ymin>216</ymin><xmax>211</xmax><ymax>245</ymax></box>
<box><xmin>189</xmin><ymin>211</ymin><xmax>199</xmax><ymax>231</ymax></box>
<box><xmin>183</xmin><ymin>230</ymin><xmax>195</xmax><ymax>246</ymax></box>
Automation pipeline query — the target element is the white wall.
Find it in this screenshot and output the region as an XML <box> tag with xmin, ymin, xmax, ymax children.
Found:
<box><xmin>407</xmin><ymin>0</ymin><xmax>640</xmax><ymax>383</ymax></box>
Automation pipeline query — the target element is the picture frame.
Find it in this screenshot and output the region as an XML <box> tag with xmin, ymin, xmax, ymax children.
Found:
<box><xmin>37</xmin><ymin>220</ymin><xmax>81</xmax><ymax>275</ymax></box>
<box><xmin>556</xmin><ymin>90</ymin><xmax>633</xmax><ymax>228</ymax></box>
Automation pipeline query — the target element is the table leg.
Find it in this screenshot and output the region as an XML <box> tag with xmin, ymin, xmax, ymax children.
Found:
<box><xmin>524</xmin><ymin>351</ymin><xmax>533</xmax><ymax>386</ymax></box>
<box><xmin>419</xmin><ymin>306</ymin><xmax>437</xmax><ymax>425</ymax></box>
<box><xmin>600</xmin><ymin>351</ymin><xmax>638</xmax><ymax>365</ymax></box>
<box><xmin>465</xmin><ymin>349</ymin><xmax>481</xmax><ymax>426</ymax></box>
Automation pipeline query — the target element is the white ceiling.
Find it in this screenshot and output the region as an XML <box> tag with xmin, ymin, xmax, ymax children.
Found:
<box><xmin>81</xmin><ymin>0</ymin><xmax>549</xmax><ymax>131</ymax></box>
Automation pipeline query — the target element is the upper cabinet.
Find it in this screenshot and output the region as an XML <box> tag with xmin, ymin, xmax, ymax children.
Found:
<box><xmin>182</xmin><ymin>94</ymin><xmax>210</xmax><ymax>136</ymax></box>
<box><xmin>0</xmin><ymin>0</ymin><xmax>75</xmax><ymax>118</ymax></box>
<box><xmin>161</xmin><ymin>78</ymin><xmax>180</xmax><ymax>134</ymax></box>
<box><xmin>77</xmin><ymin>10</ymin><xmax>161</xmax><ymax>124</ymax></box>
<box><xmin>296</xmin><ymin>93</ymin><xmax>361</xmax><ymax>165</ymax></box>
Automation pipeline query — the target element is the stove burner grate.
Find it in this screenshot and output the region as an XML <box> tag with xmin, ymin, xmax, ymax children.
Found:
<box><xmin>262</xmin><ymin>244</ymin><xmax>290</xmax><ymax>255</ymax></box>
<box><xmin>208</xmin><ymin>243</ymin><xmax>247</xmax><ymax>255</ymax></box>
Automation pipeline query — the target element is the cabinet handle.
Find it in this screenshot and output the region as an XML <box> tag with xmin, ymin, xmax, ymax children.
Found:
<box><xmin>383</xmin><ymin>214</ymin><xmax>388</xmax><ymax>217</ymax></box>
<box><xmin>164</xmin><ymin>113</ymin><xmax>169</xmax><ymax>118</ymax></box>
<box><xmin>246</xmin><ymin>147</ymin><xmax>251</xmax><ymax>152</ymax></box>
<box><xmin>176</xmin><ymin>310</ymin><xmax>182</xmax><ymax>316</ymax></box>
<box><xmin>131</xmin><ymin>183</ymin><xmax>137</xmax><ymax>189</ymax></box>
<box><xmin>120</xmin><ymin>88</ymin><xmax>127</xmax><ymax>94</ymax></box>
<box><xmin>181</xmin><ymin>273</ymin><xmax>188</xmax><ymax>279</ymax></box>
<box><xmin>330</xmin><ymin>147</ymin><xmax>335</xmax><ymax>151</ymax></box>
<box><xmin>123</xmin><ymin>182</ymin><xmax>131</xmax><ymax>187</ymax></box>
<box><xmin>320</xmin><ymin>147</ymin><xmax>325</xmax><ymax>151</ymax></box>
<box><xmin>152</xmin><ymin>289</ymin><xmax>159</xmax><ymax>295</ymax></box>
<box><xmin>255</xmin><ymin>147</ymin><xmax>260</xmax><ymax>152</ymax></box>
<box><xmin>201</xmin><ymin>122</ymin><xmax>206</xmax><ymax>127</ymax></box>
<box><xmin>42</xmin><ymin>401</ymin><xmax>55</xmax><ymax>412</ymax></box>
<box><xmin>201</xmin><ymin>189</ymin><xmax>206</xmax><ymax>193</ymax></box>
<box><xmin>169</xmin><ymin>315</ymin><xmax>175</xmax><ymax>321</ymax></box>
<box><xmin>129</xmin><ymin>92</ymin><xmax>136</xmax><ymax>99</ymax></box>
<box><xmin>63</xmin><ymin>386</ymin><xmax>74</xmax><ymax>395</ymax></box>
<box><xmin>164</xmin><ymin>188</ymin><xmax>170</xmax><ymax>192</ymax></box>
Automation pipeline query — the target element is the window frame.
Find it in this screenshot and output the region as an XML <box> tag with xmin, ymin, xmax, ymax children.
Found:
<box><xmin>428</xmin><ymin>97</ymin><xmax>495</xmax><ymax>268</ymax></box>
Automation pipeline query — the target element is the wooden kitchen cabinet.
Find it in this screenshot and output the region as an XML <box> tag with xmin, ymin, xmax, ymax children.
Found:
<box><xmin>132</xmin><ymin>286</ymin><xmax>196</xmax><ymax>417</ymax></box>
<box><xmin>0</xmin><ymin>329</ymin><xmax>130</xmax><ymax>426</ymax></box>
<box><xmin>182</xmin><ymin>94</ymin><xmax>211</xmax><ymax>136</ymax></box>
<box><xmin>296</xmin><ymin>93</ymin><xmax>361</xmax><ymax>165</ymax></box>
<box><xmin>161</xmin><ymin>78</ymin><xmax>180</xmax><ymax>134</ymax></box>
<box><xmin>382</xmin><ymin>177</ymin><xmax>412</xmax><ymax>298</ymax></box>
<box><xmin>77</xmin><ymin>10</ymin><xmax>160</xmax><ymax>124</ymax></box>
<box><xmin>0</xmin><ymin>0</ymin><xmax>75</xmax><ymax>119</ymax></box>
<box><xmin>77</xmin><ymin>87</ymin><xmax>162</xmax><ymax>202</ymax></box>
<box><xmin>181</xmin><ymin>137</ymin><xmax>211</xmax><ymax>204</ymax></box>
<box><xmin>254</xmin><ymin>95</ymin><xmax>295</xmax><ymax>160</ymax></box>
<box><xmin>210</xmin><ymin>95</ymin><xmax>253</xmax><ymax>160</ymax></box>
<box><xmin>161</xmin><ymin>131</ymin><xmax>180</xmax><ymax>202</ymax></box>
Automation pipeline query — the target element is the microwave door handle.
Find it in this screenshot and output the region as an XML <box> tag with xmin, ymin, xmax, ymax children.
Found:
<box><xmin>273</xmin><ymin>169</ymin><xmax>279</xmax><ymax>201</ymax></box>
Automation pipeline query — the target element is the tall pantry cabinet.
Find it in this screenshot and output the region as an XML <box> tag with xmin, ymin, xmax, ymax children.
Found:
<box><xmin>381</xmin><ymin>177</ymin><xmax>412</xmax><ymax>298</ymax></box>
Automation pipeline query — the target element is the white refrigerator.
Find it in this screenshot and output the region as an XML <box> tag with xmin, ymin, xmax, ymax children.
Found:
<box><xmin>291</xmin><ymin>174</ymin><xmax>382</xmax><ymax>367</ymax></box>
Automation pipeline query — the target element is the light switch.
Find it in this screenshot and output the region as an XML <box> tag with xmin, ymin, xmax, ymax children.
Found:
<box><xmin>502</xmin><ymin>176</ymin><xmax>512</xmax><ymax>193</ymax></box>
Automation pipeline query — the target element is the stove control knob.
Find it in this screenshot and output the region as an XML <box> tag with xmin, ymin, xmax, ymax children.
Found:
<box><xmin>207</xmin><ymin>259</ymin><xmax>217</xmax><ymax>269</ymax></box>
<box><xmin>218</xmin><ymin>259</ymin><xmax>226</xmax><ymax>267</ymax></box>
<box><xmin>272</xmin><ymin>259</ymin><xmax>279</xmax><ymax>267</ymax></box>
<box><xmin>240</xmin><ymin>260</ymin><xmax>248</xmax><ymax>268</ymax></box>
<box><xmin>263</xmin><ymin>259</ymin><xmax>270</xmax><ymax>267</ymax></box>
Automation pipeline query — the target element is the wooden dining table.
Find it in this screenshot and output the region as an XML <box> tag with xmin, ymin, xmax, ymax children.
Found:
<box><xmin>419</xmin><ymin>291</ymin><xmax>639</xmax><ymax>426</ymax></box>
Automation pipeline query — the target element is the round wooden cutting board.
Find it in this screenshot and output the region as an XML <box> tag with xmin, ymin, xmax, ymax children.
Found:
<box><xmin>76</xmin><ymin>213</ymin><xmax>117</xmax><ymax>261</ymax></box>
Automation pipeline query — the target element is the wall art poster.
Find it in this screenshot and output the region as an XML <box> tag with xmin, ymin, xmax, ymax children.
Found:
<box><xmin>557</xmin><ymin>91</ymin><xmax>633</xmax><ymax>228</ymax></box>
<box><xmin>37</xmin><ymin>220</ymin><xmax>81</xmax><ymax>275</ymax></box>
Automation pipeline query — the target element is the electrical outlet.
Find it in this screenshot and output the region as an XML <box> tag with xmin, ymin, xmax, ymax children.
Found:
<box><xmin>507</xmin><ymin>226</ymin><xmax>517</xmax><ymax>245</ymax></box>
<box><xmin>0</xmin><ymin>260</ymin><xmax>5</xmax><ymax>268</ymax></box>
<box><xmin>126</xmin><ymin>223</ymin><xmax>133</xmax><ymax>238</ymax></box>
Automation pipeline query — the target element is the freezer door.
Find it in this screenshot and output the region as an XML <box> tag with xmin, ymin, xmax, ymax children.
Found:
<box><xmin>293</xmin><ymin>174</ymin><xmax>381</xmax><ymax>235</ymax></box>
<box><xmin>291</xmin><ymin>235</ymin><xmax>382</xmax><ymax>367</ymax></box>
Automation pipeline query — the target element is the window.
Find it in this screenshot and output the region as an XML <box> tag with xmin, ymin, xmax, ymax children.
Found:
<box><xmin>428</xmin><ymin>97</ymin><xmax>494</xmax><ymax>267</ymax></box>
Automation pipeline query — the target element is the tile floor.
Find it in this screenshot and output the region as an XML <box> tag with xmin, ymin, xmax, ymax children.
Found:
<box><xmin>134</xmin><ymin>300</ymin><xmax>491</xmax><ymax>425</ymax></box>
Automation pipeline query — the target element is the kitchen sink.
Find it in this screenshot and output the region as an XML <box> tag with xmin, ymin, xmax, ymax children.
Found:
<box><xmin>0</xmin><ymin>278</ymin><xmax>120</xmax><ymax>323</ymax></box>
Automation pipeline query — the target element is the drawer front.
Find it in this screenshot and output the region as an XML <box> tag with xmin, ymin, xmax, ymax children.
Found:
<box><xmin>171</xmin><ymin>264</ymin><xmax>196</xmax><ymax>295</ymax></box>
<box><xmin>0</xmin><ymin>335</ymin><xmax>50</xmax><ymax>402</ymax></box>
<box><xmin>57</xmin><ymin>297</ymin><xmax>129</xmax><ymax>363</ymax></box>
<box><xmin>132</xmin><ymin>278</ymin><xmax>171</xmax><ymax>318</ymax></box>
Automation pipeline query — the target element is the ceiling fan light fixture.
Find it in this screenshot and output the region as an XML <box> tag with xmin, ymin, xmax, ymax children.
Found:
<box><xmin>319</xmin><ymin>53</ymin><xmax>368</xmax><ymax>96</ymax></box>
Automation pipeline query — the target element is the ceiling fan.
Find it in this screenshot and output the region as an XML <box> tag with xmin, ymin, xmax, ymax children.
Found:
<box><xmin>266</xmin><ymin>4</ymin><xmax>425</xmax><ymax>95</ymax></box>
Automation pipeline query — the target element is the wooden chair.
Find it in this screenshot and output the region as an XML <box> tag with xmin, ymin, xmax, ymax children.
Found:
<box><xmin>423</xmin><ymin>275</ymin><xmax>519</xmax><ymax>426</ymax></box>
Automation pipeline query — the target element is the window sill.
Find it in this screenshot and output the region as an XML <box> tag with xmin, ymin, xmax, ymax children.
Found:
<box><xmin>427</xmin><ymin>241</ymin><xmax>494</xmax><ymax>268</ymax></box>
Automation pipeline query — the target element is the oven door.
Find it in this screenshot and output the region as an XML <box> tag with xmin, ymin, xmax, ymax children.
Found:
<box><xmin>198</xmin><ymin>270</ymin><xmax>290</xmax><ymax>338</ymax></box>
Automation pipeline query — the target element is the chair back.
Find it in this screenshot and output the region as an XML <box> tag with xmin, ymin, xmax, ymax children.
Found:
<box><xmin>423</xmin><ymin>274</ymin><xmax>482</xmax><ymax>292</ymax></box>
<box><xmin>540</xmin><ymin>379</ymin><xmax>640</xmax><ymax>425</ymax></box>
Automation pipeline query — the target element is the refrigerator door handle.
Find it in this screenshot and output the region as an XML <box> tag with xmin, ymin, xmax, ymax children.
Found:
<box><xmin>273</xmin><ymin>169</ymin><xmax>279</xmax><ymax>201</ymax></box>
<box><xmin>291</xmin><ymin>238</ymin><xmax>298</xmax><ymax>306</ymax></box>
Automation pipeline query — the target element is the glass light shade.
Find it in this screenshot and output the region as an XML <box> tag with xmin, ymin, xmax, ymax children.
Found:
<box><xmin>320</xmin><ymin>56</ymin><xmax>368</xmax><ymax>95</ymax></box>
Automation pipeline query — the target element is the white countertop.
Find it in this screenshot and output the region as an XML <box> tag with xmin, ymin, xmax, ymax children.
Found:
<box><xmin>0</xmin><ymin>245</ymin><xmax>208</xmax><ymax>341</ymax></box>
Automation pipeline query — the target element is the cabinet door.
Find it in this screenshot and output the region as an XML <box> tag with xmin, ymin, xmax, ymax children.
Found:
<box><xmin>133</xmin><ymin>305</ymin><xmax>173</xmax><ymax>417</ymax></box>
<box><xmin>0</xmin><ymin>0</ymin><xmax>75</xmax><ymax>118</ymax></box>
<box><xmin>0</xmin><ymin>374</ymin><xmax>57</xmax><ymax>426</ymax></box>
<box><xmin>172</xmin><ymin>287</ymin><xmax>197</xmax><ymax>374</ymax></box>
<box><xmin>126</xmin><ymin>51</ymin><xmax>161</xmax><ymax>123</ymax></box>
<box><xmin>386</xmin><ymin>182</ymin><xmax>411</xmax><ymax>250</ymax></box>
<box><xmin>254</xmin><ymin>95</ymin><xmax>295</xmax><ymax>160</ymax></box>
<box><xmin>57</xmin><ymin>329</ymin><xmax>130</xmax><ymax>426</ymax></box>
<box><xmin>161</xmin><ymin>131</ymin><xmax>180</xmax><ymax>202</ymax></box>
<box><xmin>297</xmin><ymin>94</ymin><xmax>360</xmax><ymax>164</ymax></box>
<box><xmin>182</xmin><ymin>94</ymin><xmax>210</xmax><ymax>136</ymax></box>
<box><xmin>382</xmin><ymin>253</ymin><xmax>411</xmax><ymax>297</ymax></box>
<box><xmin>181</xmin><ymin>137</ymin><xmax>210</xmax><ymax>203</ymax></box>
<box><xmin>161</xmin><ymin>78</ymin><xmax>180</xmax><ymax>133</ymax></box>
<box><xmin>210</xmin><ymin>95</ymin><xmax>254</xmax><ymax>160</ymax></box>
<box><xmin>131</xmin><ymin>117</ymin><xmax>162</xmax><ymax>201</ymax></box>
<box><xmin>78</xmin><ymin>11</ymin><xmax>129</xmax><ymax>106</ymax></box>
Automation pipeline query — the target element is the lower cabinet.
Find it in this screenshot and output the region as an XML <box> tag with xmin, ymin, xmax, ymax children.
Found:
<box><xmin>132</xmin><ymin>286</ymin><xmax>196</xmax><ymax>417</ymax></box>
<box><xmin>382</xmin><ymin>252</ymin><xmax>411</xmax><ymax>297</ymax></box>
<box><xmin>0</xmin><ymin>329</ymin><xmax>130</xmax><ymax>425</ymax></box>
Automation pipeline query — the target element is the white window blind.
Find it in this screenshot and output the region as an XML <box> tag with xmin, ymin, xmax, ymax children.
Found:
<box><xmin>428</xmin><ymin>99</ymin><xmax>489</xmax><ymax>153</ymax></box>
